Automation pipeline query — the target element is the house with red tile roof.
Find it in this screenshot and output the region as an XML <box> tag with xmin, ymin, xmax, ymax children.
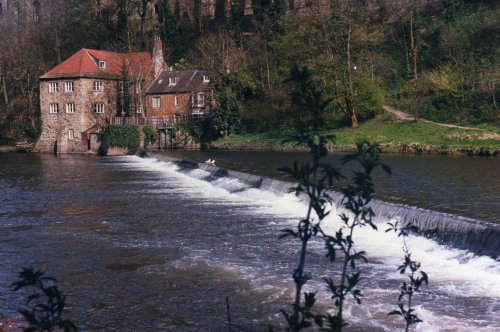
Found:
<box><xmin>35</xmin><ymin>34</ymin><xmax>166</xmax><ymax>153</ymax></box>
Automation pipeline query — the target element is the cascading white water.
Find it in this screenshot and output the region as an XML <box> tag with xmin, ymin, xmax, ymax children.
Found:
<box><xmin>133</xmin><ymin>154</ymin><xmax>500</xmax><ymax>331</ymax></box>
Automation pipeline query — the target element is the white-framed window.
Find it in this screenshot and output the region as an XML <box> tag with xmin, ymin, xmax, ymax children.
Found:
<box><xmin>64</xmin><ymin>81</ymin><xmax>74</xmax><ymax>92</ymax></box>
<box><xmin>174</xmin><ymin>96</ymin><xmax>179</xmax><ymax>106</ymax></box>
<box><xmin>168</xmin><ymin>77</ymin><xmax>176</xmax><ymax>85</ymax></box>
<box><xmin>65</xmin><ymin>103</ymin><xmax>75</xmax><ymax>114</ymax></box>
<box><xmin>98</xmin><ymin>60</ymin><xmax>106</xmax><ymax>69</ymax></box>
<box><xmin>203</xmin><ymin>75</ymin><xmax>210</xmax><ymax>83</ymax></box>
<box><xmin>49</xmin><ymin>103</ymin><xmax>59</xmax><ymax>114</ymax></box>
<box><xmin>135</xmin><ymin>82</ymin><xmax>141</xmax><ymax>94</ymax></box>
<box><xmin>93</xmin><ymin>81</ymin><xmax>104</xmax><ymax>92</ymax></box>
<box><xmin>136</xmin><ymin>105</ymin><xmax>143</xmax><ymax>114</ymax></box>
<box><xmin>152</xmin><ymin>96</ymin><xmax>161</xmax><ymax>109</ymax></box>
<box><xmin>68</xmin><ymin>129</ymin><xmax>75</xmax><ymax>140</ymax></box>
<box><xmin>197</xmin><ymin>92</ymin><xmax>205</xmax><ymax>107</ymax></box>
<box><xmin>93</xmin><ymin>103</ymin><xmax>105</xmax><ymax>113</ymax></box>
<box><xmin>48</xmin><ymin>82</ymin><xmax>58</xmax><ymax>93</ymax></box>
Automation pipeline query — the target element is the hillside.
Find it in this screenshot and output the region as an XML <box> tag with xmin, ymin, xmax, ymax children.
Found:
<box><xmin>0</xmin><ymin>0</ymin><xmax>498</xmax><ymax>146</ymax></box>
<box><xmin>210</xmin><ymin>112</ymin><xmax>500</xmax><ymax>155</ymax></box>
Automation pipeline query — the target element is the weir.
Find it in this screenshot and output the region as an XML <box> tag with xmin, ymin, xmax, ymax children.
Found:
<box><xmin>144</xmin><ymin>152</ymin><xmax>500</xmax><ymax>259</ymax></box>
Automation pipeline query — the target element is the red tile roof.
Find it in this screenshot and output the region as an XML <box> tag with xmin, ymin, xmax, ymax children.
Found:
<box><xmin>40</xmin><ymin>49</ymin><xmax>152</xmax><ymax>80</ymax></box>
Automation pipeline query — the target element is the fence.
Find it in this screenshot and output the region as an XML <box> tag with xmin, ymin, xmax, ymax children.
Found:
<box><xmin>111</xmin><ymin>115</ymin><xmax>204</xmax><ymax>127</ymax></box>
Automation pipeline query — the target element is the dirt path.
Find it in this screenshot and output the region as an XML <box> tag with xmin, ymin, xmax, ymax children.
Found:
<box><xmin>383</xmin><ymin>105</ymin><xmax>480</xmax><ymax>130</ymax></box>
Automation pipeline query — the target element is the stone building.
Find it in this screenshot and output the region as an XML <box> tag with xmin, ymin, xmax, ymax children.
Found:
<box><xmin>35</xmin><ymin>31</ymin><xmax>214</xmax><ymax>153</ymax></box>
<box><xmin>146</xmin><ymin>69</ymin><xmax>213</xmax><ymax>122</ymax></box>
<box><xmin>36</xmin><ymin>46</ymin><xmax>161</xmax><ymax>153</ymax></box>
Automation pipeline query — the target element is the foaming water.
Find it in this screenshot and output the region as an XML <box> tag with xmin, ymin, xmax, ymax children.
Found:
<box><xmin>129</xmin><ymin>155</ymin><xmax>500</xmax><ymax>330</ymax></box>
<box><xmin>0</xmin><ymin>153</ymin><xmax>498</xmax><ymax>331</ymax></box>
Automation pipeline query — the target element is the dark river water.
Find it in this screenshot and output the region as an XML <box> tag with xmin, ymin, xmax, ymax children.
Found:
<box><xmin>0</xmin><ymin>152</ymin><xmax>499</xmax><ymax>331</ymax></box>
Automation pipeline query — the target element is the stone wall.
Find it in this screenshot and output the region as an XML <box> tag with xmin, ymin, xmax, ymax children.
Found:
<box><xmin>36</xmin><ymin>78</ymin><xmax>118</xmax><ymax>153</ymax></box>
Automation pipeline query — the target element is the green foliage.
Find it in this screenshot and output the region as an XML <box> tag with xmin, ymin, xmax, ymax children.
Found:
<box><xmin>12</xmin><ymin>267</ymin><xmax>77</xmax><ymax>332</ymax></box>
<box><xmin>158</xmin><ymin>0</ymin><xmax>183</xmax><ymax>63</ymax></box>
<box><xmin>280</xmin><ymin>66</ymin><xmax>391</xmax><ymax>331</ymax></box>
<box><xmin>391</xmin><ymin>2</ymin><xmax>500</xmax><ymax>125</ymax></box>
<box><xmin>209</xmin><ymin>83</ymin><xmax>242</xmax><ymax>137</ymax></box>
<box><xmin>386</xmin><ymin>222</ymin><xmax>428</xmax><ymax>331</ymax></box>
<box><xmin>354</xmin><ymin>79</ymin><xmax>385</xmax><ymax>121</ymax></box>
<box><xmin>211</xmin><ymin>113</ymin><xmax>500</xmax><ymax>153</ymax></box>
<box><xmin>175</xmin><ymin>121</ymin><xmax>204</xmax><ymax>141</ymax></box>
<box><xmin>1</xmin><ymin>0</ymin><xmax>498</xmax><ymax>144</ymax></box>
<box><xmin>98</xmin><ymin>125</ymin><xmax>140</xmax><ymax>153</ymax></box>
<box><xmin>142</xmin><ymin>125</ymin><xmax>157</xmax><ymax>150</ymax></box>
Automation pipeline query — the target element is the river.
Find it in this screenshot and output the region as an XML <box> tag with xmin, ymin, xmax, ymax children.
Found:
<box><xmin>0</xmin><ymin>152</ymin><xmax>498</xmax><ymax>331</ymax></box>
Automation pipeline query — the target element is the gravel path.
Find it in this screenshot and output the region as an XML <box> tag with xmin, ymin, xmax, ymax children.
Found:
<box><xmin>383</xmin><ymin>105</ymin><xmax>480</xmax><ymax>130</ymax></box>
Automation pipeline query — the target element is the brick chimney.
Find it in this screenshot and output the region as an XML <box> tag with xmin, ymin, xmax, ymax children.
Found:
<box><xmin>152</xmin><ymin>27</ymin><xmax>167</xmax><ymax>78</ymax></box>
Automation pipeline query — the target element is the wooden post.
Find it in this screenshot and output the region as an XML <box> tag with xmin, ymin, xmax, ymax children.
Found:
<box><xmin>165</xmin><ymin>128</ymin><xmax>168</xmax><ymax>151</ymax></box>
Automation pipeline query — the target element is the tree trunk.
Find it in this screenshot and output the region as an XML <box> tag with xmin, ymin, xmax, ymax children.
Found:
<box><xmin>345</xmin><ymin>96</ymin><xmax>358</xmax><ymax>128</ymax></box>
<box><xmin>1</xmin><ymin>74</ymin><xmax>9</xmax><ymax>105</ymax></box>
<box><xmin>402</xmin><ymin>22</ymin><xmax>410</xmax><ymax>75</ymax></box>
<box><xmin>409</xmin><ymin>11</ymin><xmax>418</xmax><ymax>81</ymax></box>
<box><xmin>346</xmin><ymin>9</ymin><xmax>357</xmax><ymax>128</ymax></box>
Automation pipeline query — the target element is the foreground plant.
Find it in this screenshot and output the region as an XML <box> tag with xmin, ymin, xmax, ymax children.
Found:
<box><xmin>319</xmin><ymin>143</ymin><xmax>390</xmax><ymax>331</ymax></box>
<box><xmin>387</xmin><ymin>221</ymin><xmax>429</xmax><ymax>331</ymax></box>
<box><xmin>279</xmin><ymin>66</ymin><xmax>341</xmax><ymax>331</ymax></box>
<box><xmin>280</xmin><ymin>65</ymin><xmax>390</xmax><ymax>331</ymax></box>
<box><xmin>12</xmin><ymin>267</ymin><xmax>77</xmax><ymax>332</ymax></box>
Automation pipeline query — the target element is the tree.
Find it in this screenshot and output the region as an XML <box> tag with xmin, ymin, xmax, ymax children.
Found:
<box><xmin>158</xmin><ymin>0</ymin><xmax>182</xmax><ymax>63</ymax></box>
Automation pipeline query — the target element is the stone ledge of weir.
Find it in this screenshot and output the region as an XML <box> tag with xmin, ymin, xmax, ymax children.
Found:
<box><xmin>138</xmin><ymin>151</ymin><xmax>500</xmax><ymax>260</ymax></box>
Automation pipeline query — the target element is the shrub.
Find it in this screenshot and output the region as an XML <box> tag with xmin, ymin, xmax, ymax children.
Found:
<box><xmin>98</xmin><ymin>125</ymin><xmax>140</xmax><ymax>154</ymax></box>
<box><xmin>142</xmin><ymin>125</ymin><xmax>157</xmax><ymax>150</ymax></box>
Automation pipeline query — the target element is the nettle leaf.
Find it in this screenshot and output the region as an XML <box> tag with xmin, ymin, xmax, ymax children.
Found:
<box><xmin>280</xmin><ymin>228</ymin><xmax>299</xmax><ymax>239</ymax></box>
<box><xmin>388</xmin><ymin>310</ymin><xmax>403</xmax><ymax>316</ymax></box>
<box><xmin>304</xmin><ymin>292</ymin><xmax>317</xmax><ymax>309</ymax></box>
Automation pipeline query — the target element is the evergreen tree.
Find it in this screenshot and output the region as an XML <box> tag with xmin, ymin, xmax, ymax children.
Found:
<box><xmin>159</xmin><ymin>0</ymin><xmax>181</xmax><ymax>63</ymax></box>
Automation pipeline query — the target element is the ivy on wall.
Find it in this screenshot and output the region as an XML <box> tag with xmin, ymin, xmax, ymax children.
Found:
<box><xmin>98</xmin><ymin>125</ymin><xmax>140</xmax><ymax>154</ymax></box>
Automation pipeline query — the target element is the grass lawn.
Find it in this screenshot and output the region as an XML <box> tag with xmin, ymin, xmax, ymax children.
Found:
<box><xmin>210</xmin><ymin>114</ymin><xmax>500</xmax><ymax>152</ymax></box>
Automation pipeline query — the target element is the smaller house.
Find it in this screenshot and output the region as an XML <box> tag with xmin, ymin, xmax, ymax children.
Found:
<box><xmin>146</xmin><ymin>70</ymin><xmax>213</xmax><ymax>123</ymax></box>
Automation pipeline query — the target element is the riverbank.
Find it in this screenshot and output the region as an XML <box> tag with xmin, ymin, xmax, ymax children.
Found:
<box><xmin>209</xmin><ymin>114</ymin><xmax>500</xmax><ymax>156</ymax></box>
<box><xmin>0</xmin><ymin>146</ymin><xmax>16</xmax><ymax>153</ymax></box>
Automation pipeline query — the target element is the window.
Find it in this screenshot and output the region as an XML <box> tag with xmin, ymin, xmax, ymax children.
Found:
<box><xmin>135</xmin><ymin>82</ymin><xmax>141</xmax><ymax>94</ymax></box>
<box><xmin>174</xmin><ymin>96</ymin><xmax>179</xmax><ymax>106</ymax></box>
<box><xmin>197</xmin><ymin>92</ymin><xmax>205</xmax><ymax>107</ymax></box>
<box><xmin>203</xmin><ymin>75</ymin><xmax>210</xmax><ymax>83</ymax></box>
<box><xmin>0</xmin><ymin>2</ymin><xmax>4</xmax><ymax>17</ymax></box>
<box><xmin>65</xmin><ymin>103</ymin><xmax>75</xmax><ymax>114</ymax></box>
<box><xmin>68</xmin><ymin>129</ymin><xmax>74</xmax><ymax>140</ymax></box>
<box><xmin>93</xmin><ymin>103</ymin><xmax>105</xmax><ymax>113</ymax></box>
<box><xmin>168</xmin><ymin>77</ymin><xmax>176</xmax><ymax>85</ymax></box>
<box><xmin>152</xmin><ymin>97</ymin><xmax>161</xmax><ymax>109</ymax></box>
<box><xmin>49</xmin><ymin>103</ymin><xmax>59</xmax><ymax>114</ymax></box>
<box><xmin>49</xmin><ymin>82</ymin><xmax>58</xmax><ymax>93</ymax></box>
<box><xmin>136</xmin><ymin>105</ymin><xmax>143</xmax><ymax>114</ymax></box>
<box><xmin>98</xmin><ymin>60</ymin><xmax>106</xmax><ymax>69</ymax></box>
<box><xmin>64</xmin><ymin>81</ymin><xmax>74</xmax><ymax>92</ymax></box>
<box><xmin>93</xmin><ymin>81</ymin><xmax>104</xmax><ymax>92</ymax></box>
